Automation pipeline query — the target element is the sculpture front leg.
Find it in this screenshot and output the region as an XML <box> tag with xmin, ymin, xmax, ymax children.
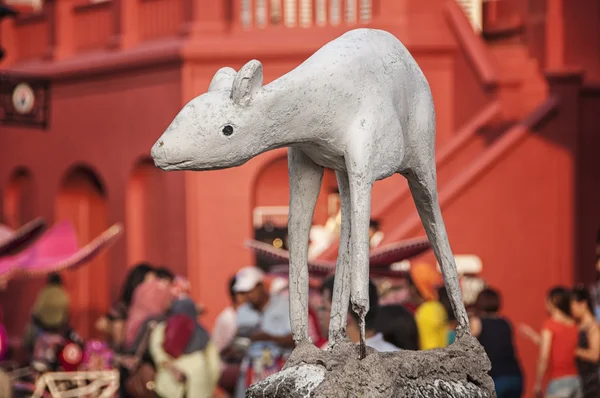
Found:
<box><xmin>347</xmin><ymin>165</ymin><xmax>373</xmax><ymax>359</ymax></box>
<box><xmin>327</xmin><ymin>171</ymin><xmax>352</xmax><ymax>348</ymax></box>
<box><xmin>288</xmin><ymin>147</ymin><xmax>324</xmax><ymax>344</ymax></box>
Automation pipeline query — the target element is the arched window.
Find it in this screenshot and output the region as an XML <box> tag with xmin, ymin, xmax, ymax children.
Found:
<box><xmin>3</xmin><ymin>167</ymin><xmax>35</xmax><ymax>228</ymax></box>
<box><xmin>252</xmin><ymin>155</ymin><xmax>337</xmax><ymax>237</ymax></box>
<box><xmin>55</xmin><ymin>164</ymin><xmax>108</xmax><ymax>339</ymax></box>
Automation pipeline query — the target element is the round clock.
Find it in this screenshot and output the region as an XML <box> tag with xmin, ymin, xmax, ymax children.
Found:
<box><xmin>12</xmin><ymin>82</ymin><xmax>35</xmax><ymax>115</ymax></box>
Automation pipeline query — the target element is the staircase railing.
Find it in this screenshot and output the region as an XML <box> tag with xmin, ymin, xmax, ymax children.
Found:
<box><xmin>382</xmin><ymin>95</ymin><xmax>560</xmax><ymax>243</ymax></box>
<box><xmin>455</xmin><ymin>0</ymin><xmax>483</xmax><ymax>32</ymax></box>
<box><xmin>445</xmin><ymin>1</ymin><xmax>497</xmax><ymax>88</ymax></box>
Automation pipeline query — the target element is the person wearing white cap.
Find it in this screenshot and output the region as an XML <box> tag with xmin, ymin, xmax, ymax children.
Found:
<box><xmin>232</xmin><ymin>266</ymin><xmax>293</xmax><ymax>398</ymax></box>
<box><xmin>232</xmin><ymin>266</ymin><xmax>266</xmax><ymax>294</ymax></box>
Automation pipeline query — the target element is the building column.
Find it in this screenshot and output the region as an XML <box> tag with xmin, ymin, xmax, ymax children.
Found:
<box><xmin>545</xmin><ymin>69</ymin><xmax>583</xmax><ymax>282</ymax></box>
<box><xmin>0</xmin><ymin>17</ymin><xmax>17</xmax><ymax>65</ymax></box>
<box><xmin>545</xmin><ymin>0</ymin><xmax>564</xmax><ymax>70</ymax></box>
<box><xmin>46</xmin><ymin>0</ymin><xmax>76</xmax><ymax>60</ymax></box>
<box><xmin>180</xmin><ymin>0</ymin><xmax>228</xmax><ymax>37</ymax></box>
<box><xmin>109</xmin><ymin>0</ymin><xmax>139</xmax><ymax>50</ymax></box>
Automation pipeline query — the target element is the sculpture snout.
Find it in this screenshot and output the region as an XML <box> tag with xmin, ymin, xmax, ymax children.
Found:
<box><xmin>150</xmin><ymin>139</ymin><xmax>169</xmax><ymax>169</ymax></box>
<box><xmin>151</xmin><ymin>137</ymin><xmax>195</xmax><ymax>171</ymax></box>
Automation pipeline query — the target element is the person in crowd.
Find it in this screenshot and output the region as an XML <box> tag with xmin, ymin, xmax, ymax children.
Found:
<box><xmin>589</xmin><ymin>231</ymin><xmax>600</xmax><ymax>321</ymax></box>
<box><xmin>171</xmin><ymin>275</ymin><xmax>191</xmax><ymax>299</ymax></box>
<box><xmin>320</xmin><ymin>275</ymin><xmax>400</xmax><ymax>352</ymax></box>
<box><xmin>214</xmin><ymin>276</ymin><xmax>247</xmax><ymax>353</ymax></box>
<box><xmin>97</xmin><ymin>264</ymin><xmax>155</xmax><ymax>398</ymax></box>
<box><xmin>530</xmin><ymin>286</ymin><xmax>581</xmax><ymax>397</ymax></box>
<box><xmin>375</xmin><ymin>304</ymin><xmax>419</xmax><ymax>351</ymax></box>
<box><xmin>570</xmin><ymin>285</ymin><xmax>600</xmax><ymax>397</ymax></box>
<box><xmin>589</xmin><ymin>268</ymin><xmax>600</xmax><ymax>322</ymax></box>
<box><xmin>378</xmin><ymin>278</ymin><xmax>412</xmax><ymax>306</ymax></box>
<box><xmin>23</xmin><ymin>273</ymin><xmax>71</xmax><ymax>356</ymax></box>
<box><xmin>407</xmin><ymin>263</ymin><xmax>448</xmax><ymax>350</ymax></box>
<box><xmin>317</xmin><ymin>275</ymin><xmax>335</xmax><ymax>345</ymax></box>
<box><xmin>149</xmin><ymin>297</ymin><xmax>221</xmax><ymax>398</ymax></box>
<box><xmin>156</xmin><ymin>266</ymin><xmax>175</xmax><ymax>288</ymax></box>
<box><xmin>321</xmin><ymin>275</ymin><xmax>399</xmax><ymax>352</ymax></box>
<box><xmin>369</xmin><ymin>219</ymin><xmax>384</xmax><ymax>248</ymax></box>
<box><xmin>470</xmin><ymin>288</ymin><xmax>523</xmax><ymax>398</ymax></box>
<box><xmin>214</xmin><ymin>276</ymin><xmax>247</xmax><ymax>395</ymax></box>
<box><xmin>347</xmin><ymin>279</ymin><xmax>400</xmax><ymax>352</ymax></box>
<box><xmin>125</xmin><ymin>278</ymin><xmax>173</xmax><ymax>354</ymax></box>
<box><xmin>170</xmin><ymin>274</ymin><xmax>207</xmax><ymax>316</ymax></box>
<box><xmin>23</xmin><ymin>273</ymin><xmax>84</xmax><ymax>373</ymax></box>
<box><xmin>98</xmin><ymin>263</ymin><xmax>156</xmax><ymax>352</ymax></box>
<box><xmin>233</xmin><ymin>266</ymin><xmax>294</xmax><ymax>398</ymax></box>
<box><xmin>438</xmin><ymin>286</ymin><xmax>458</xmax><ymax>345</ymax></box>
<box><xmin>272</xmin><ymin>276</ymin><xmax>326</xmax><ymax>348</ymax></box>
<box><xmin>118</xmin><ymin>277</ymin><xmax>173</xmax><ymax>398</ymax></box>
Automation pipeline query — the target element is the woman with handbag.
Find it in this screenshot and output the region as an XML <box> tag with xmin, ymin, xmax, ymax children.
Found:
<box><xmin>99</xmin><ymin>263</ymin><xmax>156</xmax><ymax>352</ymax></box>
<box><xmin>121</xmin><ymin>278</ymin><xmax>173</xmax><ymax>398</ymax></box>
<box><xmin>149</xmin><ymin>298</ymin><xmax>221</xmax><ymax>398</ymax></box>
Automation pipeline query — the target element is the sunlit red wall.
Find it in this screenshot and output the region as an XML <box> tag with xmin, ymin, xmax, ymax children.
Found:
<box><xmin>0</xmin><ymin>4</ymin><xmax>598</xmax><ymax>396</ymax></box>
<box><xmin>0</xmin><ymin>66</ymin><xmax>188</xmax><ymax>337</ymax></box>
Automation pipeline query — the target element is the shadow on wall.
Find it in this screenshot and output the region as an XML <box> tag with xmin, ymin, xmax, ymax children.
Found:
<box><xmin>126</xmin><ymin>157</ymin><xmax>168</xmax><ymax>266</ymax></box>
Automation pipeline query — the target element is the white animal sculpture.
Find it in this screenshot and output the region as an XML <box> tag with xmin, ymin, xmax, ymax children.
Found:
<box><xmin>151</xmin><ymin>28</ymin><xmax>469</xmax><ymax>358</ymax></box>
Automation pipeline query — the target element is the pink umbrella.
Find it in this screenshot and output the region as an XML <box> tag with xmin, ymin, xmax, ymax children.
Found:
<box><xmin>0</xmin><ymin>217</ymin><xmax>46</xmax><ymax>257</ymax></box>
<box><xmin>0</xmin><ymin>221</ymin><xmax>123</xmax><ymax>284</ymax></box>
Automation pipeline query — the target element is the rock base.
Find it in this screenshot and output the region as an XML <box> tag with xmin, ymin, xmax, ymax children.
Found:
<box><xmin>247</xmin><ymin>335</ymin><xmax>496</xmax><ymax>398</ymax></box>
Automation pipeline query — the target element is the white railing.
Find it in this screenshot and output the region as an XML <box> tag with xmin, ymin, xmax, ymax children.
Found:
<box><xmin>5</xmin><ymin>0</ymin><xmax>44</xmax><ymax>12</ymax></box>
<box><xmin>455</xmin><ymin>0</ymin><xmax>483</xmax><ymax>32</ymax></box>
<box><xmin>241</xmin><ymin>0</ymin><xmax>373</xmax><ymax>29</ymax></box>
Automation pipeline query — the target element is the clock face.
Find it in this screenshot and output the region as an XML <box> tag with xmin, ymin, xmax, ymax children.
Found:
<box><xmin>12</xmin><ymin>83</ymin><xmax>36</xmax><ymax>115</ymax></box>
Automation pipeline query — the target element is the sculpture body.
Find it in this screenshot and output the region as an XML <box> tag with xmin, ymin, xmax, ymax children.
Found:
<box><xmin>151</xmin><ymin>28</ymin><xmax>470</xmax><ymax>356</ymax></box>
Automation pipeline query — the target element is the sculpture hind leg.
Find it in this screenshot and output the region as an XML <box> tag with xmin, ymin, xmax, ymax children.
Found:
<box><xmin>346</xmin><ymin>158</ymin><xmax>373</xmax><ymax>359</ymax></box>
<box><xmin>288</xmin><ymin>147</ymin><xmax>324</xmax><ymax>344</ymax></box>
<box><xmin>405</xmin><ymin>165</ymin><xmax>470</xmax><ymax>335</ymax></box>
<box><xmin>327</xmin><ymin>170</ymin><xmax>352</xmax><ymax>348</ymax></box>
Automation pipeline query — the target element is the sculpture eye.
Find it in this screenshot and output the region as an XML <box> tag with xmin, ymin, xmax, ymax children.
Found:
<box><xmin>222</xmin><ymin>125</ymin><xmax>234</xmax><ymax>136</ymax></box>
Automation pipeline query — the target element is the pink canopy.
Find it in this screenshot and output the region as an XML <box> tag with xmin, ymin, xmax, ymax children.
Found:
<box><xmin>0</xmin><ymin>221</ymin><xmax>123</xmax><ymax>283</ymax></box>
<box><xmin>0</xmin><ymin>218</ymin><xmax>47</xmax><ymax>257</ymax></box>
<box><xmin>245</xmin><ymin>236</ymin><xmax>431</xmax><ymax>278</ymax></box>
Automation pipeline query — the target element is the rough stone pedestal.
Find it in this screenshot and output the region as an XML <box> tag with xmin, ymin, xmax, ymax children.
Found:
<box><xmin>247</xmin><ymin>335</ymin><xmax>496</xmax><ymax>398</ymax></box>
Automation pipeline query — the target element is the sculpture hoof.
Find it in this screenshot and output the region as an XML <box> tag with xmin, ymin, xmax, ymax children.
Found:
<box><xmin>359</xmin><ymin>341</ymin><xmax>366</xmax><ymax>360</ymax></box>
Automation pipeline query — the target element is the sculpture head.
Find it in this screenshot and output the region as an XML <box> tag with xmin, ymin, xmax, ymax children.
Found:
<box><xmin>151</xmin><ymin>60</ymin><xmax>270</xmax><ymax>171</ymax></box>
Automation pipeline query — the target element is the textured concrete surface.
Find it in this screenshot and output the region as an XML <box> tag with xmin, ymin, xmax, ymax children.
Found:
<box><xmin>247</xmin><ymin>336</ymin><xmax>495</xmax><ymax>398</ymax></box>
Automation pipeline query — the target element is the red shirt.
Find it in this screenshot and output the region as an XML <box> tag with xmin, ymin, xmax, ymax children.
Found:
<box><xmin>543</xmin><ymin>319</ymin><xmax>579</xmax><ymax>380</ymax></box>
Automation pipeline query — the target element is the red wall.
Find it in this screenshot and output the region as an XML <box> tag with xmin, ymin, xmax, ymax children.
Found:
<box><xmin>0</xmin><ymin>4</ymin><xmax>598</xmax><ymax>395</ymax></box>
<box><xmin>0</xmin><ymin>67</ymin><xmax>187</xmax><ymax>337</ymax></box>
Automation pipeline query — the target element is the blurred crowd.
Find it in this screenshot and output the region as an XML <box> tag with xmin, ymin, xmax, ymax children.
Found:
<box><xmin>3</xmin><ymin>241</ymin><xmax>600</xmax><ymax>398</ymax></box>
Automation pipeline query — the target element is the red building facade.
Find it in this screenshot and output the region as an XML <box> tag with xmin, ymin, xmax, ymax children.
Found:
<box><xmin>1</xmin><ymin>0</ymin><xmax>599</xmax><ymax>392</ymax></box>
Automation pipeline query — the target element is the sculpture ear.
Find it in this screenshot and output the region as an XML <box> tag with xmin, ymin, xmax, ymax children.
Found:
<box><xmin>208</xmin><ymin>67</ymin><xmax>237</xmax><ymax>92</ymax></box>
<box><xmin>231</xmin><ymin>60</ymin><xmax>263</xmax><ymax>106</ymax></box>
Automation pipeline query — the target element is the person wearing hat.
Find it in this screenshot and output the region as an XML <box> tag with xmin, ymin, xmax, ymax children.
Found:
<box><xmin>408</xmin><ymin>263</ymin><xmax>448</xmax><ymax>350</ymax></box>
<box><xmin>23</xmin><ymin>273</ymin><xmax>71</xmax><ymax>355</ymax></box>
<box><xmin>233</xmin><ymin>266</ymin><xmax>293</xmax><ymax>398</ymax></box>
